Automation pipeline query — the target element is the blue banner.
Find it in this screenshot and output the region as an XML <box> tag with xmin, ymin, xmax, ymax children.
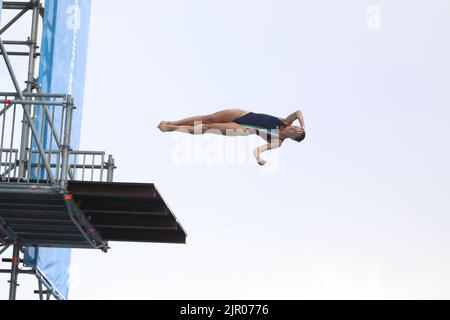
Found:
<box><xmin>0</xmin><ymin>0</ymin><xmax>3</xmax><ymax>25</ymax></box>
<box><xmin>38</xmin><ymin>0</ymin><xmax>91</xmax><ymax>146</ymax></box>
<box><xmin>24</xmin><ymin>0</ymin><xmax>92</xmax><ymax>300</ymax></box>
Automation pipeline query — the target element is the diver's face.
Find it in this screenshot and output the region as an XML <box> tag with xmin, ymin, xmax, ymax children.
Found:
<box><xmin>286</xmin><ymin>126</ymin><xmax>305</xmax><ymax>138</ymax></box>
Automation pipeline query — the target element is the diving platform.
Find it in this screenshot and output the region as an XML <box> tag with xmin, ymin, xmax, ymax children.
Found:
<box><xmin>0</xmin><ymin>181</ymin><xmax>187</xmax><ymax>251</ymax></box>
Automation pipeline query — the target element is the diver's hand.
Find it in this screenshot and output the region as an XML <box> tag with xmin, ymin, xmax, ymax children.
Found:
<box><xmin>247</xmin><ymin>128</ymin><xmax>258</xmax><ymax>135</ymax></box>
<box><xmin>254</xmin><ymin>146</ymin><xmax>274</xmax><ymax>166</ymax></box>
<box><xmin>257</xmin><ymin>157</ymin><xmax>267</xmax><ymax>166</ymax></box>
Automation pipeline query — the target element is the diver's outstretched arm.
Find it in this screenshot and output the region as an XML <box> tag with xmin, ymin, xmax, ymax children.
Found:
<box><xmin>253</xmin><ymin>140</ymin><xmax>282</xmax><ymax>166</ymax></box>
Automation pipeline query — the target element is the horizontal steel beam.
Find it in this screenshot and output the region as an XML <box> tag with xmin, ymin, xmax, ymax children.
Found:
<box><xmin>98</xmin><ymin>226</ymin><xmax>186</xmax><ymax>243</ymax></box>
<box><xmin>0</xmin><ymin>203</ymin><xmax>68</xmax><ymax>212</ymax></box>
<box><xmin>0</xmin><ymin>92</ymin><xmax>67</xmax><ymax>98</ymax></box>
<box><xmin>30</xmin><ymin>150</ymin><xmax>106</xmax><ymax>156</ymax></box>
<box><xmin>0</xmin><ymin>269</ymin><xmax>35</xmax><ymax>275</ymax></box>
<box><xmin>4</xmin><ymin>217</ymin><xmax>74</xmax><ymax>227</ymax></box>
<box><xmin>0</xmin><ymin>210</ymin><xmax>73</xmax><ymax>220</ymax></box>
<box><xmin>74</xmin><ymin>201</ymin><xmax>169</xmax><ymax>215</ymax></box>
<box><xmin>18</xmin><ymin>239</ymin><xmax>94</xmax><ymax>249</ymax></box>
<box><xmin>0</xmin><ymin>183</ymin><xmax>61</xmax><ymax>190</ymax></box>
<box><xmin>6</xmin><ymin>99</ymin><xmax>64</xmax><ymax>106</ymax></box>
<box><xmin>71</xmin><ymin>192</ymin><xmax>160</xmax><ymax>202</ymax></box>
<box><xmin>15</xmin><ymin>230</ymin><xmax>84</xmax><ymax>238</ymax></box>
<box><xmin>1</xmin><ymin>40</ymin><xmax>31</xmax><ymax>45</ymax></box>
<box><xmin>90</xmin><ymin>213</ymin><xmax>179</xmax><ymax>230</ymax></box>
<box><xmin>30</xmin><ymin>164</ymin><xmax>106</xmax><ymax>170</ymax></box>
<box><xmin>83</xmin><ymin>208</ymin><xmax>169</xmax><ymax>216</ymax></box>
<box><xmin>0</xmin><ymin>189</ymin><xmax>62</xmax><ymax>197</ymax></box>
<box><xmin>0</xmin><ymin>162</ymin><xmax>18</xmax><ymax>167</ymax></box>
<box><xmin>68</xmin><ymin>181</ymin><xmax>158</xmax><ymax>198</ymax></box>
<box><xmin>0</xmin><ymin>51</ymin><xmax>40</xmax><ymax>56</ymax></box>
<box><xmin>2</xmin><ymin>1</ymin><xmax>37</xmax><ymax>10</ymax></box>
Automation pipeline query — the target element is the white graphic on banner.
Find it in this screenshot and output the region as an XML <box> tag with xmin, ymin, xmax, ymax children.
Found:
<box><xmin>366</xmin><ymin>5</ymin><xmax>382</xmax><ymax>31</ymax></box>
<box><xmin>67</xmin><ymin>0</ymin><xmax>80</xmax><ymax>95</ymax></box>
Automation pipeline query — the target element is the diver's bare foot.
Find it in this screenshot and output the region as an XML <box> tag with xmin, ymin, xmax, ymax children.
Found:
<box><xmin>158</xmin><ymin>121</ymin><xmax>172</xmax><ymax>132</ymax></box>
<box><xmin>158</xmin><ymin>124</ymin><xmax>177</xmax><ymax>132</ymax></box>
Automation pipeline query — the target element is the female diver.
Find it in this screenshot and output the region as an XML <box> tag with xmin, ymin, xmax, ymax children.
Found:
<box><xmin>158</xmin><ymin>109</ymin><xmax>306</xmax><ymax>166</ymax></box>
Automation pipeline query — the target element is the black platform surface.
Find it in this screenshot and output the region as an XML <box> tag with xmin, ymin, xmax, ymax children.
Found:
<box><xmin>67</xmin><ymin>181</ymin><xmax>187</xmax><ymax>244</ymax></box>
<box><xmin>0</xmin><ymin>181</ymin><xmax>186</xmax><ymax>250</ymax></box>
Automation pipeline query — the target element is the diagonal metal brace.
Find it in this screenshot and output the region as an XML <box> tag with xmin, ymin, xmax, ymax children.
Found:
<box><xmin>0</xmin><ymin>36</ymin><xmax>56</xmax><ymax>184</ymax></box>
<box><xmin>63</xmin><ymin>193</ymin><xmax>108</xmax><ymax>252</ymax></box>
<box><xmin>0</xmin><ymin>216</ymin><xmax>18</xmax><ymax>243</ymax></box>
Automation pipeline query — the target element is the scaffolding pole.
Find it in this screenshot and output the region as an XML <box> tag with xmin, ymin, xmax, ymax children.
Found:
<box><xmin>8</xmin><ymin>244</ymin><xmax>20</xmax><ymax>300</ymax></box>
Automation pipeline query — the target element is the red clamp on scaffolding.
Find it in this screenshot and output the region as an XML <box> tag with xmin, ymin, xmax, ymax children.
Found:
<box><xmin>2</xmin><ymin>98</ymin><xmax>11</xmax><ymax>107</ymax></box>
<box><xmin>11</xmin><ymin>256</ymin><xmax>20</xmax><ymax>266</ymax></box>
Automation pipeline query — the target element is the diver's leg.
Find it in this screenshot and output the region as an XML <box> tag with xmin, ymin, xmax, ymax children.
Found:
<box><xmin>161</xmin><ymin>109</ymin><xmax>249</xmax><ymax>126</ymax></box>
<box><xmin>160</xmin><ymin>122</ymin><xmax>249</xmax><ymax>136</ymax></box>
<box><xmin>202</xmin><ymin>123</ymin><xmax>250</xmax><ymax>136</ymax></box>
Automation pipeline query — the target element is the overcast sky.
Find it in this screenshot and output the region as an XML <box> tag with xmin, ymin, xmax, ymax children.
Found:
<box><xmin>1</xmin><ymin>0</ymin><xmax>450</xmax><ymax>299</ymax></box>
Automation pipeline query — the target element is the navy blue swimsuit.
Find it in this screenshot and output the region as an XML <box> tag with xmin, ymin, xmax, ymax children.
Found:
<box><xmin>234</xmin><ymin>112</ymin><xmax>286</xmax><ymax>142</ymax></box>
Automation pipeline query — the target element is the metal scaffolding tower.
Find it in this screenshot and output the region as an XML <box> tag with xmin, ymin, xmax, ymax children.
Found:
<box><xmin>0</xmin><ymin>0</ymin><xmax>186</xmax><ymax>300</ymax></box>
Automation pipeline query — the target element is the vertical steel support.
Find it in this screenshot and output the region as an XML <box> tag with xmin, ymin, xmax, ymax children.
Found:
<box><xmin>60</xmin><ymin>96</ymin><xmax>74</xmax><ymax>188</ymax></box>
<box><xmin>18</xmin><ymin>0</ymin><xmax>41</xmax><ymax>179</ymax></box>
<box><xmin>106</xmin><ymin>155</ymin><xmax>115</xmax><ymax>183</ymax></box>
<box><xmin>37</xmin><ymin>279</ymin><xmax>44</xmax><ymax>300</ymax></box>
<box><xmin>8</xmin><ymin>245</ymin><xmax>20</xmax><ymax>300</ymax></box>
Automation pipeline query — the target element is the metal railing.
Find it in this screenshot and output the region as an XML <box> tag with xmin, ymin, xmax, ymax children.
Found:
<box><xmin>29</xmin><ymin>150</ymin><xmax>115</xmax><ymax>183</ymax></box>
<box><xmin>69</xmin><ymin>152</ymin><xmax>115</xmax><ymax>183</ymax></box>
<box><xmin>0</xmin><ymin>149</ymin><xmax>18</xmax><ymax>180</ymax></box>
<box><xmin>0</xmin><ymin>92</ymin><xmax>115</xmax><ymax>186</ymax></box>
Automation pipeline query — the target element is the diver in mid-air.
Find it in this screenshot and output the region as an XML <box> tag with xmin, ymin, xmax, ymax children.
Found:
<box><xmin>158</xmin><ymin>108</ymin><xmax>306</xmax><ymax>166</ymax></box>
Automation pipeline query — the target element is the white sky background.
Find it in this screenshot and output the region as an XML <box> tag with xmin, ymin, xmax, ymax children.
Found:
<box><xmin>1</xmin><ymin>0</ymin><xmax>450</xmax><ymax>299</ymax></box>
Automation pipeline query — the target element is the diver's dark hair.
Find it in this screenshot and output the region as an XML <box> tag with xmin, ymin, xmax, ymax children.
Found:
<box><xmin>295</xmin><ymin>131</ymin><xmax>306</xmax><ymax>143</ymax></box>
